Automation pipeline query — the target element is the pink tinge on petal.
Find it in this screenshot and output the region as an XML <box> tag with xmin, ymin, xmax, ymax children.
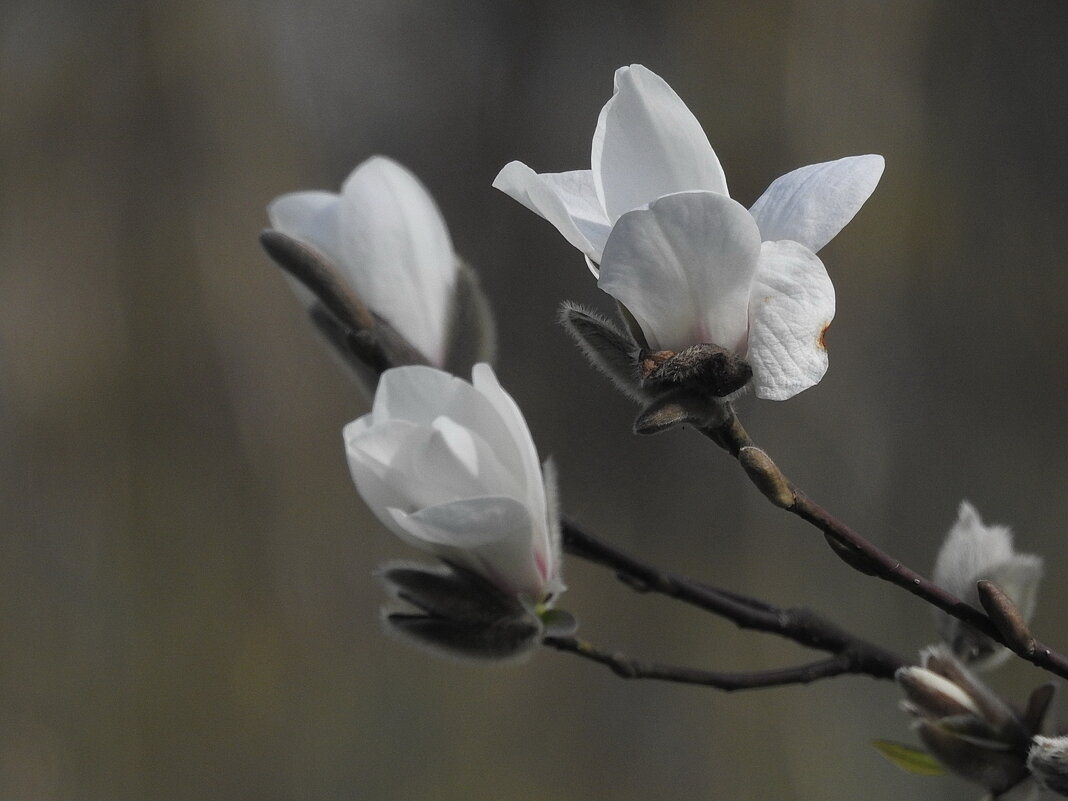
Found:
<box><xmin>534</xmin><ymin>547</ymin><xmax>550</xmax><ymax>587</ymax></box>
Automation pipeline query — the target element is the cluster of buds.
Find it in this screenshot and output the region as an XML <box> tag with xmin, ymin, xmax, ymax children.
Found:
<box><xmin>895</xmin><ymin>645</ymin><xmax>1055</xmax><ymax>798</ymax></box>
<box><xmin>881</xmin><ymin>503</ymin><xmax>1061</xmax><ymax>798</ymax></box>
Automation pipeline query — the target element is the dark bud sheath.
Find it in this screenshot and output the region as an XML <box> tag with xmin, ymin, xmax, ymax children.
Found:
<box><xmin>558</xmin><ymin>303</ymin><xmax>644</xmax><ymax>399</ymax></box>
<box><xmin>259</xmin><ymin>230</ymin><xmax>374</xmax><ymax>333</ymax></box>
<box><xmin>377</xmin><ymin>562</ymin><xmax>545</xmax><ymax>662</ymax></box>
<box><xmin>639</xmin><ymin>343</ymin><xmax>752</xmax><ymax>398</ymax></box>
<box><xmin>261</xmin><ymin>228</ymin><xmax>436</xmax><ymax>389</ymax></box>
<box><xmin>559</xmin><ymin>299</ymin><xmax>753</xmax><ymax>434</ymax></box>
<box><xmin>443</xmin><ymin>258</ymin><xmax>497</xmax><ymax>376</ymax></box>
<box><xmin>633</xmin><ymin>389</ymin><xmax>729</xmax><ymax>435</ymax></box>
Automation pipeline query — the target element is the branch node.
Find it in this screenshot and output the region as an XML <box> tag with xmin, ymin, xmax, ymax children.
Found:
<box><xmin>738</xmin><ymin>446</ymin><xmax>796</xmax><ymax>508</ymax></box>
<box><xmin>977</xmin><ymin>580</ymin><xmax>1037</xmax><ymax>656</ymax></box>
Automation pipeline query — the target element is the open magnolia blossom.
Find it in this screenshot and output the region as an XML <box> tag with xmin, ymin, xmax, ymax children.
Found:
<box><xmin>343</xmin><ymin>363</ymin><xmax>563</xmax><ymax>606</ymax></box>
<box><xmin>600</xmin><ymin>190</ymin><xmax>835</xmax><ymax>401</ymax></box>
<box><xmin>268</xmin><ymin>156</ymin><xmax>458</xmax><ymax>367</ymax></box>
<box><xmin>933</xmin><ymin>501</ymin><xmax>1043</xmax><ymax>670</ymax></box>
<box><xmin>494</xmin><ymin>63</ymin><xmax>884</xmax><ymax>267</ymax></box>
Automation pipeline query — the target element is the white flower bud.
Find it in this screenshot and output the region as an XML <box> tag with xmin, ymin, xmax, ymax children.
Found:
<box><xmin>345</xmin><ymin>364</ymin><xmax>563</xmax><ymax>606</ymax></box>
<box><xmin>933</xmin><ymin>501</ymin><xmax>1043</xmax><ymax>669</ymax></box>
<box><xmin>266</xmin><ymin>156</ymin><xmax>494</xmax><ymax>381</ymax></box>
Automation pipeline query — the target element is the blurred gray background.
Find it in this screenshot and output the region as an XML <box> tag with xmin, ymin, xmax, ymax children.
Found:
<box><xmin>2</xmin><ymin>1</ymin><xmax>1068</xmax><ymax>799</ymax></box>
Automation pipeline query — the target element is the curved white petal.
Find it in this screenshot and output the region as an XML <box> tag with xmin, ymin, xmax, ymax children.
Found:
<box><xmin>337</xmin><ymin>156</ymin><xmax>456</xmax><ymax>366</ymax></box>
<box><xmin>747</xmin><ymin>240</ymin><xmax>835</xmax><ymax>400</ymax></box>
<box><xmin>598</xmin><ymin>191</ymin><xmax>760</xmax><ymax>353</ymax></box>
<box><xmin>371</xmin><ymin>366</ymin><xmax>515</xmax><ymax>462</ymax></box>
<box><xmin>266</xmin><ymin>190</ymin><xmax>342</xmax><ymax>264</ymax></box>
<box><xmin>493</xmin><ymin>162</ymin><xmax>610</xmax><ymax>261</ymax></box>
<box><xmin>389</xmin><ymin>497</ymin><xmax>546</xmax><ymax>598</ymax></box>
<box><xmin>430</xmin><ymin>416</ymin><xmax>524</xmax><ymax>499</ymax></box>
<box><xmin>593</xmin><ymin>65</ymin><xmax>728</xmax><ymax>222</ymax></box>
<box><xmin>372</xmin><ymin>365</ymin><xmax>470</xmax><ymax>424</ymax></box>
<box><xmin>344</xmin><ymin>419</ymin><xmax>433</xmax><ymax>531</ymax></box>
<box><xmin>934</xmin><ymin>501</ymin><xmax>1015</xmax><ymax>599</ymax></box>
<box><xmin>471</xmin><ymin>363</ymin><xmax>549</xmax><ymax>572</ymax></box>
<box><xmin>748</xmin><ymin>155</ymin><xmax>884</xmax><ymax>253</ymax></box>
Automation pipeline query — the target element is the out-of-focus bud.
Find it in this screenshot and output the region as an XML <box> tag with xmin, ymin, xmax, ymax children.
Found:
<box><xmin>892</xmin><ymin>645</ymin><xmax>1055</xmax><ymax>797</ymax></box>
<box><xmin>1029</xmin><ymin>736</ymin><xmax>1068</xmax><ymax>797</ymax></box>
<box><xmin>933</xmin><ymin>501</ymin><xmax>1043</xmax><ymax>670</ymax></box>
<box><xmin>262</xmin><ymin>156</ymin><xmax>495</xmax><ymax>391</ymax></box>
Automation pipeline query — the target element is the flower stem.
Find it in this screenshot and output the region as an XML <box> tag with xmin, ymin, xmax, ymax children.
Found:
<box><xmin>544</xmin><ymin>636</ymin><xmax>864</xmax><ymax>691</ymax></box>
<box><xmin>561</xmin><ymin>519</ymin><xmax>908</xmax><ymax>682</ymax></box>
<box><xmin>699</xmin><ymin>408</ymin><xmax>1068</xmax><ymax>680</ymax></box>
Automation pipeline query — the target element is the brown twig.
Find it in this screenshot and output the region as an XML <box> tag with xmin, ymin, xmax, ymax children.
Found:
<box><xmin>560</xmin><ymin>519</ymin><xmax>908</xmax><ymax>682</ymax></box>
<box><xmin>699</xmin><ymin>406</ymin><xmax>1068</xmax><ymax>681</ymax></box>
<box><xmin>544</xmin><ymin>636</ymin><xmax>859</xmax><ymax>690</ymax></box>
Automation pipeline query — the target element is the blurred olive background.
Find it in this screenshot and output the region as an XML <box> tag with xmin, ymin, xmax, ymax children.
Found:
<box><xmin>3</xmin><ymin>1</ymin><xmax>1068</xmax><ymax>799</ymax></box>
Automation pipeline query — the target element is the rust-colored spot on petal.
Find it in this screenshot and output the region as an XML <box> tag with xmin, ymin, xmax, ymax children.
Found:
<box><xmin>818</xmin><ymin>322</ymin><xmax>830</xmax><ymax>351</ymax></box>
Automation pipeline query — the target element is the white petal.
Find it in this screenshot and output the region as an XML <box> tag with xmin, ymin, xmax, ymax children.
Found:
<box><xmin>933</xmin><ymin>501</ymin><xmax>1015</xmax><ymax>600</ymax></box>
<box><xmin>598</xmin><ymin>191</ymin><xmax>760</xmax><ymax>353</ymax></box>
<box><xmin>350</xmin><ymin>419</ymin><xmax>512</xmax><ymax>513</ymax></box>
<box><xmin>372</xmin><ymin>365</ymin><xmax>466</xmax><ymax>424</ymax></box>
<box><xmin>749</xmin><ymin>155</ymin><xmax>884</xmax><ymax>253</ymax></box>
<box><xmin>492</xmin><ymin>162</ymin><xmax>611</xmax><ymax>262</ymax></box>
<box><xmin>371</xmin><ymin>366</ymin><xmax>514</xmax><ymax>459</ymax></box>
<box><xmin>471</xmin><ymin>363</ymin><xmax>548</xmax><ymax>571</ymax></box>
<box><xmin>266</xmin><ymin>190</ymin><xmax>342</xmax><ymax>264</ymax></box>
<box><xmin>337</xmin><ymin>156</ymin><xmax>456</xmax><ymax>366</ymax></box>
<box><xmin>431</xmin><ymin>416</ymin><xmax>523</xmax><ymax>499</ymax></box>
<box><xmin>389</xmin><ymin>497</ymin><xmax>546</xmax><ymax>598</ymax></box>
<box><xmin>593</xmin><ymin>65</ymin><xmax>728</xmax><ymax>222</ymax></box>
<box><xmin>747</xmin><ymin>240</ymin><xmax>835</xmax><ymax>400</ymax></box>
<box><xmin>344</xmin><ymin>418</ymin><xmax>432</xmax><ymax>531</ymax></box>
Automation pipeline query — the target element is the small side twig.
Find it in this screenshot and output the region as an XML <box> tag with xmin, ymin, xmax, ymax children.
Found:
<box><xmin>561</xmin><ymin>519</ymin><xmax>908</xmax><ymax>682</ymax></box>
<box><xmin>544</xmin><ymin>636</ymin><xmax>857</xmax><ymax>691</ymax></box>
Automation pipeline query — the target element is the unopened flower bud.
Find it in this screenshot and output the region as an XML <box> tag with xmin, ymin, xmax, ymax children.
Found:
<box><xmin>933</xmin><ymin>501</ymin><xmax>1043</xmax><ymax>670</ymax></box>
<box><xmin>892</xmin><ymin>645</ymin><xmax>1039</xmax><ymax>796</ymax></box>
<box><xmin>264</xmin><ymin>156</ymin><xmax>495</xmax><ymax>390</ymax></box>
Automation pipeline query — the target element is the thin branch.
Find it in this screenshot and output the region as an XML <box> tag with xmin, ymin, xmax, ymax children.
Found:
<box><xmin>544</xmin><ymin>636</ymin><xmax>859</xmax><ymax>691</ymax></box>
<box><xmin>698</xmin><ymin>408</ymin><xmax>1068</xmax><ymax>681</ymax></box>
<box><xmin>561</xmin><ymin>519</ymin><xmax>908</xmax><ymax>681</ymax></box>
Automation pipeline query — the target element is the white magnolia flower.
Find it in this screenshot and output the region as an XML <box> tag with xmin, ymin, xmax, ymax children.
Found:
<box><xmin>494</xmin><ymin>64</ymin><xmax>884</xmax><ymax>266</ymax></box>
<box><xmin>600</xmin><ymin>190</ymin><xmax>835</xmax><ymax>400</ymax></box>
<box><xmin>933</xmin><ymin>501</ymin><xmax>1043</xmax><ymax>669</ymax></box>
<box><xmin>343</xmin><ymin>363</ymin><xmax>562</xmax><ymax>604</ymax></box>
<box><xmin>268</xmin><ymin>156</ymin><xmax>457</xmax><ymax>367</ymax></box>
